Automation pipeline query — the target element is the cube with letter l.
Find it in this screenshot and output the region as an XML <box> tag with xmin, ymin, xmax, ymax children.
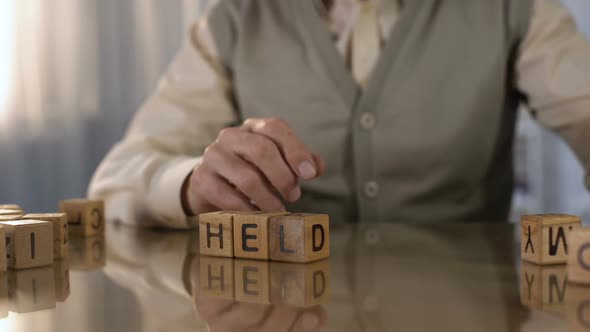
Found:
<box><xmin>269</xmin><ymin>213</ymin><xmax>330</xmax><ymax>263</ymax></box>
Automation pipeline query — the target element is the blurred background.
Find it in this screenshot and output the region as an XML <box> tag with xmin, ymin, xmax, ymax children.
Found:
<box><xmin>0</xmin><ymin>0</ymin><xmax>589</xmax><ymax>222</ymax></box>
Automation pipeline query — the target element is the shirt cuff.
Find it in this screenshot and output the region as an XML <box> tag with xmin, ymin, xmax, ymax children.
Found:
<box><xmin>147</xmin><ymin>156</ymin><xmax>202</xmax><ymax>229</ymax></box>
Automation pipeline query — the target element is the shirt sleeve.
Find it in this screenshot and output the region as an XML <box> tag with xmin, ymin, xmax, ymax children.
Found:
<box><xmin>88</xmin><ymin>6</ymin><xmax>237</xmax><ymax>229</ymax></box>
<box><xmin>517</xmin><ymin>0</ymin><xmax>590</xmax><ymax>188</ymax></box>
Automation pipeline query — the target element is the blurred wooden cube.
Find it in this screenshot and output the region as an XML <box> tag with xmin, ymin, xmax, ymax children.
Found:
<box><xmin>198</xmin><ymin>256</ymin><xmax>235</xmax><ymax>300</ymax></box>
<box><xmin>269</xmin><ymin>213</ymin><xmax>330</xmax><ymax>263</ymax></box>
<box><xmin>0</xmin><ymin>220</ymin><xmax>53</xmax><ymax>269</ymax></box>
<box><xmin>270</xmin><ymin>259</ymin><xmax>330</xmax><ymax>308</ymax></box>
<box><xmin>567</xmin><ymin>283</ymin><xmax>590</xmax><ymax>332</ymax></box>
<box><xmin>199</xmin><ymin>212</ymin><xmax>237</xmax><ymax>258</ymax></box>
<box><xmin>0</xmin><ymin>209</ymin><xmax>24</xmax><ymax>216</ymax></box>
<box><xmin>68</xmin><ymin>235</ymin><xmax>106</xmax><ymax>271</ymax></box>
<box><xmin>0</xmin><ymin>214</ymin><xmax>24</xmax><ymax>222</ymax></box>
<box><xmin>8</xmin><ymin>266</ymin><xmax>56</xmax><ymax>313</ymax></box>
<box><xmin>234</xmin><ymin>212</ymin><xmax>287</xmax><ymax>260</ymax></box>
<box><xmin>568</xmin><ymin>228</ymin><xmax>590</xmax><ymax>285</ymax></box>
<box><xmin>0</xmin><ymin>227</ymin><xmax>6</xmax><ymax>272</ymax></box>
<box><xmin>59</xmin><ymin>199</ymin><xmax>104</xmax><ymax>237</ymax></box>
<box><xmin>24</xmin><ymin>213</ymin><xmax>68</xmax><ymax>260</ymax></box>
<box><xmin>520</xmin><ymin>261</ymin><xmax>567</xmax><ymax>313</ymax></box>
<box><xmin>0</xmin><ymin>204</ymin><xmax>22</xmax><ymax>211</ymax></box>
<box><xmin>0</xmin><ymin>273</ymin><xmax>7</xmax><ymax>319</ymax></box>
<box><xmin>53</xmin><ymin>259</ymin><xmax>70</xmax><ymax>302</ymax></box>
<box><xmin>234</xmin><ymin>259</ymin><xmax>270</xmax><ymax>304</ymax></box>
<box><xmin>520</xmin><ymin>214</ymin><xmax>581</xmax><ymax>265</ymax></box>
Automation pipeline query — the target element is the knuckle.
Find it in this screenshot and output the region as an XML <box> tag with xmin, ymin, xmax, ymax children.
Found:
<box><xmin>265</xmin><ymin>117</ymin><xmax>288</xmax><ymax>130</ymax></box>
<box><xmin>249</xmin><ymin>140</ymin><xmax>273</xmax><ymax>160</ymax></box>
<box><xmin>235</xmin><ymin>169</ymin><xmax>259</xmax><ymax>191</ymax></box>
<box><xmin>217</xmin><ymin>127</ymin><xmax>236</xmax><ymax>142</ymax></box>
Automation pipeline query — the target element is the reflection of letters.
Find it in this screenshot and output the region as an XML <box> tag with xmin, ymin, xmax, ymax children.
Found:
<box><xmin>525</xmin><ymin>225</ymin><xmax>534</xmax><ymax>254</ymax></box>
<box><xmin>578</xmin><ymin>243</ymin><xmax>590</xmax><ymax>270</ymax></box>
<box><xmin>313</xmin><ymin>270</ymin><xmax>325</xmax><ymax>298</ymax></box>
<box><xmin>206</xmin><ymin>224</ymin><xmax>223</xmax><ymax>249</ymax></box>
<box><xmin>280</xmin><ymin>225</ymin><xmax>295</xmax><ymax>253</ymax></box>
<box><xmin>242</xmin><ymin>224</ymin><xmax>258</xmax><ymax>252</ymax></box>
<box><xmin>207</xmin><ymin>264</ymin><xmax>224</xmax><ymax>291</ymax></box>
<box><xmin>578</xmin><ymin>300</ymin><xmax>590</xmax><ymax>328</ymax></box>
<box><xmin>312</xmin><ymin>225</ymin><xmax>324</xmax><ymax>252</ymax></box>
<box><xmin>548</xmin><ymin>274</ymin><xmax>566</xmax><ymax>304</ymax></box>
<box><xmin>525</xmin><ymin>272</ymin><xmax>534</xmax><ymax>301</ymax></box>
<box><xmin>243</xmin><ymin>267</ymin><xmax>259</xmax><ymax>295</ymax></box>
<box><xmin>549</xmin><ymin>227</ymin><xmax>567</xmax><ymax>256</ymax></box>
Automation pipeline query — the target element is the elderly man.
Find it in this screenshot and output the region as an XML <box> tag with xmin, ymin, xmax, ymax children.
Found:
<box><xmin>89</xmin><ymin>0</ymin><xmax>590</xmax><ymax>228</ymax></box>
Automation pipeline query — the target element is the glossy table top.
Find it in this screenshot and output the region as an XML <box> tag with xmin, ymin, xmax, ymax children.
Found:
<box><xmin>0</xmin><ymin>222</ymin><xmax>584</xmax><ymax>331</ymax></box>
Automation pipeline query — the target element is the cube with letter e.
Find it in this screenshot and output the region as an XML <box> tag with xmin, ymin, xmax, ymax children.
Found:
<box><xmin>269</xmin><ymin>213</ymin><xmax>330</xmax><ymax>263</ymax></box>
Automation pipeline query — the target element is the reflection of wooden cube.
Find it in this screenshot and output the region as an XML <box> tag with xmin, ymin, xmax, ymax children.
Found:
<box><xmin>234</xmin><ymin>212</ymin><xmax>287</xmax><ymax>260</ymax></box>
<box><xmin>234</xmin><ymin>259</ymin><xmax>270</xmax><ymax>304</ymax></box>
<box><xmin>567</xmin><ymin>284</ymin><xmax>590</xmax><ymax>332</ymax></box>
<box><xmin>568</xmin><ymin>229</ymin><xmax>590</xmax><ymax>285</ymax></box>
<box><xmin>0</xmin><ymin>273</ymin><xmax>8</xmax><ymax>319</ymax></box>
<box><xmin>53</xmin><ymin>260</ymin><xmax>70</xmax><ymax>302</ymax></box>
<box><xmin>68</xmin><ymin>236</ymin><xmax>106</xmax><ymax>271</ymax></box>
<box><xmin>521</xmin><ymin>214</ymin><xmax>581</xmax><ymax>265</ymax></box>
<box><xmin>24</xmin><ymin>213</ymin><xmax>69</xmax><ymax>260</ymax></box>
<box><xmin>270</xmin><ymin>259</ymin><xmax>330</xmax><ymax>308</ymax></box>
<box><xmin>8</xmin><ymin>266</ymin><xmax>56</xmax><ymax>313</ymax></box>
<box><xmin>1</xmin><ymin>220</ymin><xmax>53</xmax><ymax>269</ymax></box>
<box><xmin>520</xmin><ymin>261</ymin><xmax>567</xmax><ymax>313</ymax></box>
<box><xmin>199</xmin><ymin>212</ymin><xmax>237</xmax><ymax>258</ymax></box>
<box><xmin>198</xmin><ymin>256</ymin><xmax>234</xmax><ymax>300</ymax></box>
<box><xmin>59</xmin><ymin>199</ymin><xmax>104</xmax><ymax>237</ymax></box>
<box><xmin>269</xmin><ymin>213</ymin><xmax>330</xmax><ymax>263</ymax></box>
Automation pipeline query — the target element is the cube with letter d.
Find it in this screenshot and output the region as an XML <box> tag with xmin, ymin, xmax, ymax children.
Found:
<box><xmin>269</xmin><ymin>213</ymin><xmax>330</xmax><ymax>263</ymax></box>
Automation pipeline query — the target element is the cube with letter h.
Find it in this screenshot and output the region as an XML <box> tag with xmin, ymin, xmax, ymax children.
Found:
<box><xmin>521</xmin><ymin>214</ymin><xmax>581</xmax><ymax>265</ymax></box>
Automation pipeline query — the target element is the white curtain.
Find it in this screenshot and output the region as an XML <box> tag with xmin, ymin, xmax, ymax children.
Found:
<box><xmin>0</xmin><ymin>0</ymin><xmax>203</xmax><ymax>212</ymax></box>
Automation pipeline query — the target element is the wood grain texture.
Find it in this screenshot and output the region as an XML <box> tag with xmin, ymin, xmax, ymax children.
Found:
<box><xmin>233</xmin><ymin>212</ymin><xmax>287</xmax><ymax>260</ymax></box>
<box><xmin>234</xmin><ymin>259</ymin><xmax>270</xmax><ymax>304</ymax></box>
<box><xmin>269</xmin><ymin>213</ymin><xmax>330</xmax><ymax>263</ymax></box>
<box><xmin>0</xmin><ymin>273</ymin><xmax>6</xmax><ymax>318</ymax></box>
<box><xmin>68</xmin><ymin>235</ymin><xmax>106</xmax><ymax>271</ymax></box>
<box><xmin>53</xmin><ymin>259</ymin><xmax>70</xmax><ymax>302</ymax></box>
<box><xmin>520</xmin><ymin>261</ymin><xmax>567</xmax><ymax>313</ymax></box>
<box><xmin>24</xmin><ymin>213</ymin><xmax>68</xmax><ymax>260</ymax></box>
<box><xmin>520</xmin><ymin>214</ymin><xmax>581</xmax><ymax>265</ymax></box>
<box><xmin>199</xmin><ymin>212</ymin><xmax>236</xmax><ymax>258</ymax></box>
<box><xmin>0</xmin><ymin>220</ymin><xmax>53</xmax><ymax>270</ymax></box>
<box><xmin>0</xmin><ymin>228</ymin><xmax>6</xmax><ymax>272</ymax></box>
<box><xmin>198</xmin><ymin>256</ymin><xmax>235</xmax><ymax>300</ymax></box>
<box><xmin>568</xmin><ymin>228</ymin><xmax>590</xmax><ymax>285</ymax></box>
<box><xmin>58</xmin><ymin>199</ymin><xmax>104</xmax><ymax>237</ymax></box>
<box><xmin>270</xmin><ymin>259</ymin><xmax>330</xmax><ymax>307</ymax></box>
<box><xmin>8</xmin><ymin>266</ymin><xmax>56</xmax><ymax>313</ymax></box>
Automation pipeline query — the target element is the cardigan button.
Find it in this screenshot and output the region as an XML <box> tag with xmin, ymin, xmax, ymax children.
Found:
<box><xmin>359</xmin><ymin>112</ymin><xmax>376</xmax><ymax>130</ymax></box>
<box><xmin>364</xmin><ymin>181</ymin><xmax>379</xmax><ymax>198</ymax></box>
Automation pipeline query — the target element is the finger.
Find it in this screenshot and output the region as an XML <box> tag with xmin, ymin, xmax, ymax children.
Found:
<box><xmin>312</xmin><ymin>154</ymin><xmax>326</xmax><ymax>177</ymax></box>
<box><xmin>290</xmin><ymin>307</ymin><xmax>328</xmax><ymax>332</ymax></box>
<box><xmin>191</xmin><ymin>166</ymin><xmax>256</xmax><ymax>211</ymax></box>
<box><xmin>221</xmin><ymin>130</ymin><xmax>300</xmax><ymax>202</ymax></box>
<box><xmin>208</xmin><ymin>148</ymin><xmax>286</xmax><ymax>212</ymax></box>
<box><xmin>242</xmin><ymin>118</ymin><xmax>318</xmax><ymax>180</ymax></box>
<box><xmin>255</xmin><ymin>304</ymin><xmax>299</xmax><ymax>332</ymax></box>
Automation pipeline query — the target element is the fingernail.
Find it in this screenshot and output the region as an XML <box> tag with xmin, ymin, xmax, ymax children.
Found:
<box><xmin>298</xmin><ymin>161</ymin><xmax>316</xmax><ymax>180</ymax></box>
<box><xmin>302</xmin><ymin>313</ymin><xmax>320</xmax><ymax>330</ymax></box>
<box><xmin>288</xmin><ymin>186</ymin><xmax>301</xmax><ymax>202</ymax></box>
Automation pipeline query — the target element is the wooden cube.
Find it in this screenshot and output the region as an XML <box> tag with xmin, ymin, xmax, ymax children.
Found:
<box><xmin>58</xmin><ymin>199</ymin><xmax>104</xmax><ymax>237</ymax></box>
<box><xmin>567</xmin><ymin>284</ymin><xmax>590</xmax><ymax>332</ymax></box>
<box><xmin>0</xmin><ymin>214</ymin><xmax>23</xmax><ymax>222</ymax></box>
<box><xmin>568</xmin><ymin>228</ymin><xmax>590</xmax><ymax>285</ymax></box>
<box><xmin>520</xmin><ymin>261</ymin><xmax>568</xmax><ymax>313</ymax></box>
<box><xmin>270</xmin><ymin>259</ymin><xmax>330</xmax><ymax>308</ymax></box>
<box><xmin>68</xmin><ymin>235</ymin><xmax>106</xmax><ymax>271</ymax></box>
<box><xmin>199</xmin><ymin>211</ymin><xmax>238</xmax><ymax>258</ymax></box>
<box><xmin>520</xmin><ymin>214</ymin><xmax>581</xmax><ymax>265</ymax></box>
<box><xmin>233</xmin><ymin>212</ymin><xmax>288</xmax><ymax>260</ymax></box>
<box><xmin>0</xmin><ymin>227</ymin><xmax>6</xmax><ymax>272</ymax></box>
<box><xmin>24</xmin><ymin>213</ymin><xmax>68</xmax><ymax>260</ymax></box>
<box><xmin>234</xmin><ymin>259</ymin><xmax>270</xmax><ymax>304</ymax></box>
<box><xmin>53</xmin><ymin>260</ymin><xmax>70</xmax><ymax>302</ymax></box>
<box><xmin>0</xmin><ymin>220</ymin><xmax>53</xmax><ymax>269</ymax></box>
<box><xmin>0</xmin><ymin>273</ymin><xmax>7</xmax><ymax>319</ymax></box>
<box><xmin>198</xmin><ymin>256</ymin><xmax>235</xmax><ymax>300</ymax></box>
<box><xmin>269</xmin><ymin>213</ymin><xmax>330</xmax><ymax>263</ymax></box>
<box><xmin>8</xmin><ymin>266</ymin><xmax>56</xmax><ymax>313</ymax></box>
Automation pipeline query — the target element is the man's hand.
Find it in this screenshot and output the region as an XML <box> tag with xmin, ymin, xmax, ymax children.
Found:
<box><xmin>183</xmin><ymin>118</ymin><xmax>326</xmax><ymax>215</ymax></box>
